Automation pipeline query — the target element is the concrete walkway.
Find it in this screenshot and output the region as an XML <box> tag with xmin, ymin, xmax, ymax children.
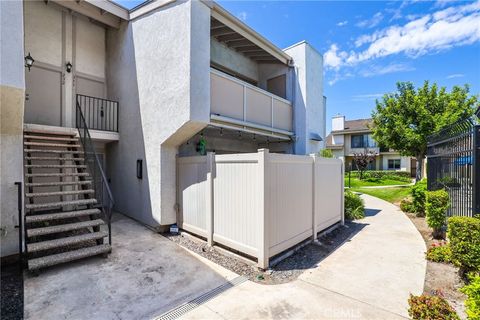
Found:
<box><xmin>180</xmin><ymin>194</ymin><xmax>426</xmax><ymax>319</ymax></box>
<box><xmin>24</xmin><ymin>214</ymin><xmax>232</xmax><ymax>320</ymax></box>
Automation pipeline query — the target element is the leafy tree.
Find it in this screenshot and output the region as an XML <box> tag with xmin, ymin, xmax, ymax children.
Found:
<box><xmin>371</xmin><ymin>81</ymin><xmax>478</xmax><ymax>181</ymax></box>
<box><xmin>319</xmin><ymin>149</ymin><xmax>333</xmax><ymax>158</ymax></box>
<box><xmin>352</xmin><ymin>149</ymin><xmax>376</xmax><ymax>179</ymax></box>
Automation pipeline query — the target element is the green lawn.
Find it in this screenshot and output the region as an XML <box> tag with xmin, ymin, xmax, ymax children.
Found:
<box><xmin>350</xmin><ymin>186</ymin><xmax>412</xmax><ymax>204</ymax></box>
<box><xmin>344</xmin><ymin>177</ymin><xmax>411</xmax><ymax>188</ymax></box>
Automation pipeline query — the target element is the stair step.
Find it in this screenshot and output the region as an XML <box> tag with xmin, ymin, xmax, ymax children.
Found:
<box><xmin>27</xmin><ymin>231</ymin><xmax>108</xmax><ymax>253</ymax></box>
<box><xmin>27</xmin><ymin>218</ymin><xmax>104</xmax><ymax>237</ymax></box>
<box><xmin>24</xmin><ymin>164</ymin><xmax>87</xmax><ymax>169</ymax></box>
<box><xmin>28</xmin><ymin>244</ymin><xmax>111</xmax><ymax>270</ymax></box>
<box><xmin>26</xmin><ymin>208</ymin><xmax>101</xmax><ymax>223</ymax></box>
<box><xmin>25</xmin><ymin>172</ymin><xmax>90</xmax><ymax>178</ymax></box>
<box><xmin>24</xmin><ymin>129</ymin><xmax>76</xmax><ymax>137</ymax></box>
<box><xmin>26</xmin><ymin>189</ymin><xmax>95</xmax><ymax>198</ymax></box>
<box><xmin>24</xmin><ymin>149</ymin><xmax>83</xmax><ymax>154</ymax></box>
<box><xmin>24</xmin><ymin>135</ymin><xmax>79</xmax><ymax>142</ymax></box>
<box><xmin>26</xmin><ymin>198</ymin><xmax>97</xmax><ymax>210</ymax></box>
<box><xmin>25</xmin><ymin>156</ymin><xmax>85</xmax><ymax>162</ymax></box>
<box><xmin>25</xmin><ymin>180</ymin><xmax>92</xmax><ymax>187</ymax></box>
<box><xmin>24</xmin><ymin>142</ymin><xmax>81</xmax><ymax>148</ymax></box>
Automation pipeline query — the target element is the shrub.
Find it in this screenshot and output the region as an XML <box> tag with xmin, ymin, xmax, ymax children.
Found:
<box><xmin>461</xmin><ymin>274</ymin><xmax>480</xmax><ymax>320</ymax></box>
<box><xmin>319</xmin><ymin>149</ymin><xmax>333</xmax><ymax>158</ymax></box>
<box><xmin>362</xmin><ymin>170</ymin><xmax>412</xmax><ymax>182</ymax></box>
<box><xmin>448</xmin><ymin>217</ymin><xmax>480</xmax><ymax>273</ymax></box>
<box><xmin>344</xmin><ymin>190</ymin><xmax>365</xmax><ymax>220</ymax></box>
<box><xmin>400</xmin><ymin>198</ymin><xmax>415</xmax><ymax>213</ymax></box>
<box><xmin>426</xmin><ymin>243</ymin><xmax>452</xmax><ymax>263</ymax></box>
<box><xmin>411</xmin><ymin>180</ymin><xmax>427</xmax><ymax>216</ymax></box>
<box><xmin>408</xmin><ymin>294</ymin><xmax>459</xmax><ymax>320</ymax></box>
<box><xmin>426</xmin><ymin>190</ymin><xmax>450</xmax><ymax>238</ymax></box>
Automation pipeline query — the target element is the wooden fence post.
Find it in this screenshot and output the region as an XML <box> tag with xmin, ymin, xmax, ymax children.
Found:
<box><xmin>258</xmin><ymin>149</ymin><xmax>269</xmax><ymax>269</ymax></box>
<box><xmin>206</xmin><ymin>152</ymin><xmax>215</xmax><ymax>246</ymax></box>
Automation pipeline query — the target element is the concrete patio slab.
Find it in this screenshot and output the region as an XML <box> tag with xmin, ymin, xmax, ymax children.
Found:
<box><xmin>24</xmin><ymin>214</ymin><xmax>231</xmax><ymax>320</ymax></box>
<box><xmin>180</xmin><ymin>194</ymin><xmax>426</xmax><ymax>319</ymax></box>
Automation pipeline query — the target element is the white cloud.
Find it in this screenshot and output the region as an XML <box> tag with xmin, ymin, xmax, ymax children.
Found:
<box><xmin>337</xmin><ymin>20</ymin><xmax>348</xmax><ymax>27</ymax></box>
<box><xmin>324</xmin><ymin>44</ymin><xmax>348</xmax><ymax>70</ymax></box>
<box><xmin>237</xmin><ymin>11</ymin><xmax>247</xmax><ymax>21</ymax></box>
<box><xmin>325</xmin><ymin>0</ymin><xmax>480</xmax><ymax>69</ymax></box>
<box><xmin>360</xmin><ymin>63</ymin><xmax>415</xmax><ymax>77</ymax></box>
<box><xmin>356</xmin><ymin>12</ymin><xmax>384</xmax><ymax>28</ymax></box>
<box><xmin>446</xmin><ymin>73</ymin><xmax>465</xmax><ymax>79</ymax></box>
<box><xmin>351</xmin><ymin>93</ymin><xmax>384</xmax><ymax>101</ymax></box>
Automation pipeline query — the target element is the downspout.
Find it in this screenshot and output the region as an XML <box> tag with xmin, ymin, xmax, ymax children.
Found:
<box><xmin>289</xmin><ymin>62</ymin><xmax>297</xmax><ymax>154</ymax></box>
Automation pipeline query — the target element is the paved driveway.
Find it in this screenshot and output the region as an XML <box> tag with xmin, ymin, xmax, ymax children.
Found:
<box><xmin>179</xmin><ymin>194</ymin><xmax>426</xmax><ymax>319</ymax></box>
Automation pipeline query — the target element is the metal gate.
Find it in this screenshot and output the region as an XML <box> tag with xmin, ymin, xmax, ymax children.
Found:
<box><xmin>426</xmin><ymin>108</ymin><xmax>480</xmax><ymax>217</ymax></box>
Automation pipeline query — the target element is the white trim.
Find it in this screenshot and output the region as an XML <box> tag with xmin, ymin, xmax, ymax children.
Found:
<box><xmin>86</xmin><ymin>0</ymin><xmax>129</xmax><ymax>20</ymax></box>
<box><xmin>210</xmin><ymin>114</ymin><xmax>293</xmax><ymax>137</ymax></box>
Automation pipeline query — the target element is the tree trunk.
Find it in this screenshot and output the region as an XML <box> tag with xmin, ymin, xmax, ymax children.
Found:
<box><xmin>415</xmin><ymin>154</ymin><xmax>425</xmax><ymax>183</ymax></box>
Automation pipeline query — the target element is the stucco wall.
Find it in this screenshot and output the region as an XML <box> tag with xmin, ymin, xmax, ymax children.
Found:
<box><xmin>1</xmin><ymin>0</ymin><xmax>25</xmax><ymax>257</ymax></box>
<box><xmin>106</xmin><ymin>0</ymin><xmax>210</xmax><ymax>227</ymax></box>
<box><xmin>284</xmin><ymin>41</ymin><xmax>325</xmax><ymax>155</ymax></box>
<box><xmin>211</xmin><ymin>38</ymin><xmax>258</xmax><ymax>81</ymax></box>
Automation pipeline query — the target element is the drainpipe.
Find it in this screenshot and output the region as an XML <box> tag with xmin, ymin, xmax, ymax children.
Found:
<box><xmin>289</xmin><ymin>64</ymin><xmax>297</xmax><ymax>154</ymax></box>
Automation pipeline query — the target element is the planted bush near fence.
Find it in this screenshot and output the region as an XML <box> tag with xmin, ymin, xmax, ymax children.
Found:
<box><xmin>344</xmin><ymin>190</ymin><xmax>365</xmax><ymax>220</ymax></box>
<box><xmin>408</xmin><ymin>294</ymin><xmax>459</xmax><ymax>320</ymax></box>
<box><xmin>426</xmin><ymin>190</ymin><xmax>450</xmax><ymax>239</ymax></box>
<box><xmin>411</xmin><ymin>180</ymin><xmax>427</xmax><ymax>216</ymax></box>
<box><xmin>461</xmin><ymin>274</ymin><xmax>480</xmax><ymax>320</ymax></box>
<box><xmin>447</xmin><ymin>217</ymin><xmax>480</xmax><ymax>273</ymax></box>
<box><xmin>426</xmin><ymin>243</ymin><xmax>452</xmax><ymax>264</ymax></box>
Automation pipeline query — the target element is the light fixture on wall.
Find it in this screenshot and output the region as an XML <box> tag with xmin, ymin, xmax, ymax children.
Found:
<box><xmin>24</xmin><ymin>52</ymin><xmax>34</xmax><ymax>71</ymax></box>
<box><xmin>66</xmin><ymin>62</ymin><xmax>73</xmax><ymax>73</ymax></box>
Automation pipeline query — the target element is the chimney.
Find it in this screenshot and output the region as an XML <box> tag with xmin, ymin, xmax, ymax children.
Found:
<box><xmin>332</xmin><ymin>114</ymin><xmax>345</xmax><ymax>131</ymax></box>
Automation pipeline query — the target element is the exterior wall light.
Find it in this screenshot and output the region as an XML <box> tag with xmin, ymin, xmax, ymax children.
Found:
<box><xmin>25</xmin><ymin>52</ymin><xmax>34</xmax><ymax>71</ymax></box>
<box><xmin>66</xmin><ymin>62</ymin><xmax>73</xmax><ymax>73</ymax></box>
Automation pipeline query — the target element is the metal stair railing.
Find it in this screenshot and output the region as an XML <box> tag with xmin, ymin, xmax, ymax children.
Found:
<box><xmin>75</xmin><ymin>94</ymin><xmax>115</xmax><ymax>245</ymax></box>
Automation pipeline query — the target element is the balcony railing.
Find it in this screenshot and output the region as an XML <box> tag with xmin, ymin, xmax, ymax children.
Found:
<box><xmin>210</xmin><ymin>68</ymin><xmax>293</xmax><ymax>137</ymax></box>
<box><xmin>76</xmin><ymin>94</ymin><xmax>119</xmax><ymax>132</ymax></box>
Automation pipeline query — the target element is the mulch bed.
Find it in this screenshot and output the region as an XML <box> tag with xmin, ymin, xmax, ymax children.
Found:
<box><xmin>1</xmin><ymin>261</ymin><xmax>24</xmax><ymax>320</ymax></box>
<box><xmin>405</xmin><ymin>212</ymin><xmax>467</xmax><ymax>318</ymax></box>
<box><xmin>163</xmin><ymin>221</ymin><xmax>363</xmax><ymax>285</ymax></box>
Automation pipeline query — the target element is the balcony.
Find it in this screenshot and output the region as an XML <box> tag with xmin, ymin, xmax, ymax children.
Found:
<box><xmin>210</xmin><ymin>68</ymin><xmax>293</xmax><ymax>139</ymax></box>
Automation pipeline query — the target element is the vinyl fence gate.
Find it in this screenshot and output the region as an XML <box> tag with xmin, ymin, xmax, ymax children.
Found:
<box><xmin>426</xmin><ymin>108</ymin><xmax>480</xmax><ymax>217</ymax></box>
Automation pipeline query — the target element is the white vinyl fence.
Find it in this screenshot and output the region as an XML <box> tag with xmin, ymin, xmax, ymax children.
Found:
<box><xmin>177</xmin><ymin>149</ymin><xmax>344</xmax><ymax>268</ymax></box>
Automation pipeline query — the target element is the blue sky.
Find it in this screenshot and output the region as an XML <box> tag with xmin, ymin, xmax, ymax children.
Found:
<box><xmin>115</xmin><ymin>0</ymin><xmax>480</xmax><ymax>133</ymax></box>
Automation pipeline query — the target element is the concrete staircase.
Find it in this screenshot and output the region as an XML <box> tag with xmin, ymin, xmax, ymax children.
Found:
<box><xmin>23</xmin><ymin>129</ymin><xmax>111</xmax><ymax>271</ymax></box>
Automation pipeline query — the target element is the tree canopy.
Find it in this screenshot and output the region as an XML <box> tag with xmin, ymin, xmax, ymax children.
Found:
<box><xmin>371</xmin><ymin>81</ymin><xmax>478</xmax><ymax>180</ymax></box>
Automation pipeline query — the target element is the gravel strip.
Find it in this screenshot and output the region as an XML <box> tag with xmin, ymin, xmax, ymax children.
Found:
<box><xmin>163</xmin><ymin>221</ymin><xmax>360</xmax><ymax>285</ymax></box>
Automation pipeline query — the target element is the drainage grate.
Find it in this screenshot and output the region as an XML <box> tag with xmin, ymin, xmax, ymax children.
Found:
<box><xmin>154</xmin><ymin>276</ymin><xmax>247</xmax><ymax>320</ymax></box>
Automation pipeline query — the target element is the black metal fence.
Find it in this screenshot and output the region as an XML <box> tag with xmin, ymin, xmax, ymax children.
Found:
<box><xmin>427</xmin><ymin>108</ymin><xmax>480</xmax><ymax>217</ymax></box>
<box><xmin>76</xmin><ymin>94</ymin><xmax>119</xmax><ymax>132</ymax></box>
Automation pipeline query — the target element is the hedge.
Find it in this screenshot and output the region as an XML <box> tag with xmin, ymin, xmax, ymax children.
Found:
<box><xmin>447</xmin><ymin>217</ymin><xmax>480</xmax><ymax>273</ymax></box>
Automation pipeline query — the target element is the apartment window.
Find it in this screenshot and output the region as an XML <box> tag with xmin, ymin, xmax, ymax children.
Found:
<box><xmin>351</xmin><ymin>134</ymin><xmax>377</xmax><ymax>148</ymax></box>
<box><xmin>388</xmin><ymin>159</ymin><xmax>401</xmax><ymax>170</ymax></box>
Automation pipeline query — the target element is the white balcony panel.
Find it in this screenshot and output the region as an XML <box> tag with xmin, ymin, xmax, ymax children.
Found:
<box><xmin>210</xmin><ymin>68</ymin><xmax>293</xmax><ymax>135</ymax></box>
<box><xmin>245</xmin><ymin>87</ymin><xmax>271</xmax><ymax>127</ymax></box>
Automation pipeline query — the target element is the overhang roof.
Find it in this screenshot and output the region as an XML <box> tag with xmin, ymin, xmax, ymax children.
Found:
<box><xmin>331</xmin><ymin>118</ymin><xmax>373</xmax><ymax>134</ymax></box>
<box><xmin>210</xmin><ymin>3</ymin><xmax>292</xmax><ymax>65</ymax></box>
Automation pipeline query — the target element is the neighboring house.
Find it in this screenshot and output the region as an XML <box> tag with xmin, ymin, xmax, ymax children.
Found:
<box><xmin>326</xmin><ymin>115</ymin><xmax>415</xmax><ymax>176</ymax></box>
<box><xmin>0</xmin><ymin>0</ymin><xmax>327</xmax><ymax>267</ymax></box>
